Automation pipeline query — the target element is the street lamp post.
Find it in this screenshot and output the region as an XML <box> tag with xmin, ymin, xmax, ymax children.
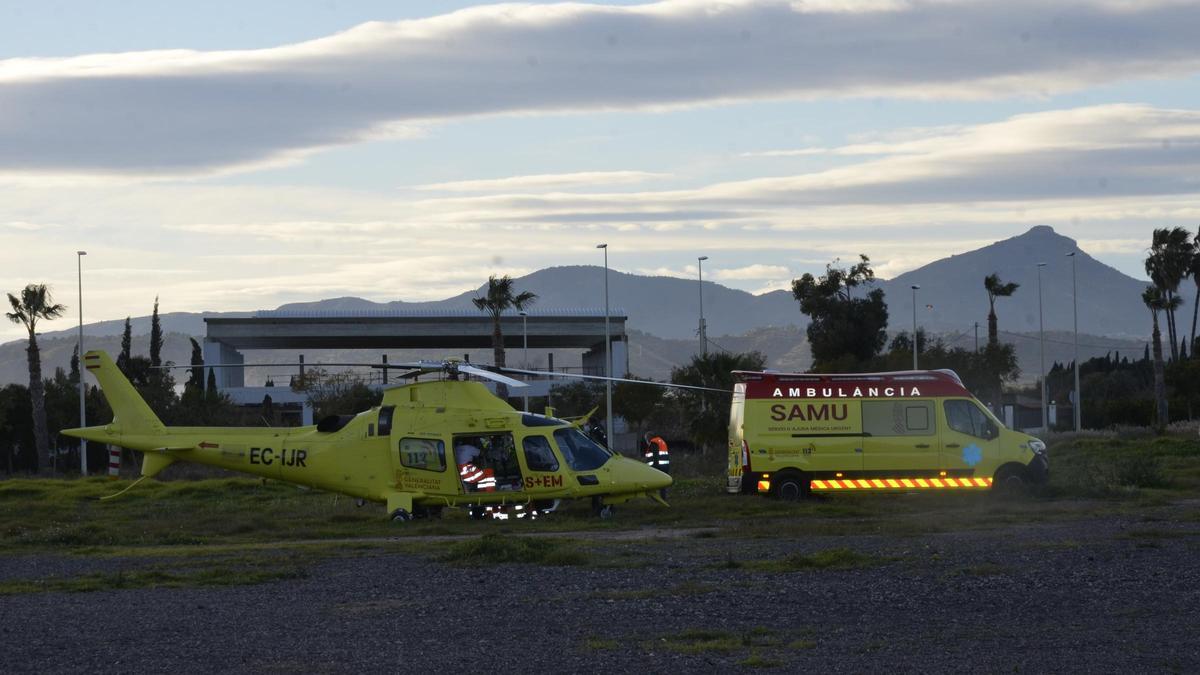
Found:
<box><xmin>1037</xmin><ymin>262</ymin><xmax>1048</xmax><ymax>432</ymax></box>
<box><xmin>910</xmin><ymin>284</ymin><xmax>920</xmax><ymax>370</ymax></box>
<box><xmin>76</xmin><ymin>250</ymin><xmax>87</xmax><ymax>476</ymax></box>
<box><xmin>519</xmin><ymin>310</ymin><xmax>529</xmax><ymax>413</ymax></box>
<box><xmin>697</xmin><ymin>256</ymin><xmax>708</xmax><ymax>356</ymax></box>
<box><xmin>1067</xmin><ymin>251</ymin><xmax>1081</xmax><ymax>431</ymax></box>
<box><xmin>597</xmin><ymin>244</ymin><xmax>613</xmax><ymax>448</ymax></box>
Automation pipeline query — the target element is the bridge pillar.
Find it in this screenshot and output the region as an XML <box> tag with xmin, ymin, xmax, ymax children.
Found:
<box><xmin>202</xmin><ymin>340</ymin><xmax>245</xmax><ymax>389</ymax></box>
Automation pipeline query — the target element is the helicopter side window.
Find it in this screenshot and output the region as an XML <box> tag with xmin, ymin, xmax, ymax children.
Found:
<box><xmin>399</xmin><ymin>438</ymin><xmax>446</xmax><ymax>472</ymax></box>
<box><xmin>378</xmin><ymin>406</ymin><xmax>395</xmax><ymax>436</ymax></box>
<box><xmin>522</xmin><ymin>435</ymin><xmax>559</xmax><ymax>472</ymax></box>
<box><xmin>552</xmin><ymin>428</ymin><xmax>612</xmax><ymax>472</ymax></box>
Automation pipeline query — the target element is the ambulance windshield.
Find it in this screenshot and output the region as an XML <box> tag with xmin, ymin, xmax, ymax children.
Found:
<box><xmin>553</xmin><ymin>428</ymin><xmax>612</xmax><ymax>472</ymax></box>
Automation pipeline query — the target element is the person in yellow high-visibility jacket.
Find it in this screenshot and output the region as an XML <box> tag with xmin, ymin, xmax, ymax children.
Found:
<box><xmin>643</xmin><ymin>432</ymin><xmax>670</xmax><ymax>499</ymax></box>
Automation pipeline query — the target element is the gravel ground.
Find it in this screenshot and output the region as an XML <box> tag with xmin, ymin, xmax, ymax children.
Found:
<box><xmin>2</xmin><ymin>501</ymin><xmax>1198</xmax><ymax>673</ymax></box>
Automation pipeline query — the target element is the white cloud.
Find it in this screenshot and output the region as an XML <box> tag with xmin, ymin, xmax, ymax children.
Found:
<box><xmin>1075</xmin><ymin>238</ymin><xmax>1146</xmax><ymax>254</ymax></box>
<box><xmin>409</xmin><ymin>104</ymin><xmax>1200</xmax><ymax>214</ymax></box>
<box><xmin>1</xmin><ymin>221</ymin><xmax>50</xmax><ymax>231</ymax></box>
<box><xmin>712</xmin><ymin>264</ymin><xmax>791</xmax><ymax>280</ymax></box>
<box><xmin>4</xmin><ymin>1</ymin><xmax>1200</xmax><ymax>175</ymax></box>
<box><xmin>751</xmin><ymin>279</ymin><xmax>793</xmax><ymax>295</ymax></box>
<box><xmin>7</xmin><ymin>104</ymin><xmax>1200</xmax><ymax>238</ymax></box>
<box><xmin>631</xmin><ymin>266</ymin><xmax>695</xmax><ymax>280</ymax></box>
<box><xmin>413</xmin><ymin>171</ymin><xmax>671</xmax><ymax>192</ymax></box>
<box><xmin>6</xmin><ymin>102</ymin><xmax>1200</xmax><ymax>342</ymax></box>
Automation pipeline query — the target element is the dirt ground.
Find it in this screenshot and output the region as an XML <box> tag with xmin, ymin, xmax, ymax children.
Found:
<box><xmin>2</xmin><ymin>495</ymin><xmax>1197</xmax><ymax>673</ymax></box>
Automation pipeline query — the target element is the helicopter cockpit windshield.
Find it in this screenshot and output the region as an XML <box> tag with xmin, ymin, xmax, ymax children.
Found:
<box><xmin>553</xmin><ymin>427</ymin><xmax>612</xmax><ymax>472</ymax></box>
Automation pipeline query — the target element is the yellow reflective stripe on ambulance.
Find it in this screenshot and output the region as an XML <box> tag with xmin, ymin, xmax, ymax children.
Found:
<box><xmin>810</xmin><ymin>477</ymin><xmax>993</xmax><ymax>490</ymax></box>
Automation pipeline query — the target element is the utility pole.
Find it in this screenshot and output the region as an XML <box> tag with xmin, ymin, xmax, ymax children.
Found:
<box><xmin>1037</xmin><ymin>262</ymin><xmax>1048</xmax><ymax>433</ymax></box>
<box><xmin>974</xmin><ymin>322</ymin><xmax>979</xmax><ymax>353</ymax></box>
<box><xmin>597</xmin><ymin>244</ymin><xmax>613</xmax><ymax>448</ymax></box>
<box><xmin>76</xmin><ymin>251</ymin><xmax>87</xmax><ymax>476</ymax></box>
<box><xmin>910</xmin><ymin>285</ymin><xmax>920</xmax><ymax>370</ymax></box>
<box><xmin>1068</xmin><ymin>251</ymin><xmax>1081</xmax><ymax>432</ymax></box>
<box><xmin>697</xmin><ymin>255</ymin><xmax>708</xmax><ymax>357</ymax></box>
<box><xmin>520</xmin><ymin>310</ymin><xmax>529</xmax><ymax>413</ymax></box>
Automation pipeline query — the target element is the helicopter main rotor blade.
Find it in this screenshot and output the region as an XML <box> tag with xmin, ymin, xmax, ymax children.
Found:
<box><xmin>458</xmin><ymin>364</ymin><xmax>528</xmax><ymax>388</ymax></box>
<box><xmin>499</xmin><ymin>367</ymin><xmax>728</xmax><ymax>393</ymax></box>
<box><xmin>151</xmin><ymin>362</ymin><xmax>417</xmax><ymax>369</ymax></box>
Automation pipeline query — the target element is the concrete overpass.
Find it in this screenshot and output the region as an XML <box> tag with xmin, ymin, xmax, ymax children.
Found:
<box><xmin>203</xmin><ymin>308</ymin><xmax>629</xmax><ymax>394</ymax></box>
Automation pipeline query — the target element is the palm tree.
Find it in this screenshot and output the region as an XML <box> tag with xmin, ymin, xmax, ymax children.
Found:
<box><xmin>6</xmin><ymin>284</ymin><xmax>66</xmax><ymax>471</ymax></box>
<box><xmin>1145</xmin><ymin>226</ymin><xmax>1192</xmax><ymax>361</ymax></box>
<box><xmin>472</xmin><ymin>275</ymin><xmax>537</xmax><ymax>399</ymax></box>
<box><xmin>1188</xmin><ymin>233</ymin><xmax>1200</xmax><ymax>355</ymax></box>
<box><xmin>983</xmin><ymin>273</ymin><xmax>1019</xmax><ymax>346</ymax></box>
<box><xmin>1142</xmin><ymin>286</ymin><xmax>1175</xmax><ymax>432</ymax></box>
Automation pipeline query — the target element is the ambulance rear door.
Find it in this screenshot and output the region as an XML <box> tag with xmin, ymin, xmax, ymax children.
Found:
<box><xmin>727</xmin><ymin>384</ymin><xmax>747</xmax><ymax>493</ymax></box>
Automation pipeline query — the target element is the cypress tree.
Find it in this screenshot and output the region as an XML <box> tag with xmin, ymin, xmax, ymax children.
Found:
<box><xmin>118</xmin><ymin>317</ymin><xmax>132</xmax><ymax>372</ymax></box>
<box><xmin>185</xmin><ymin>338</ymin><xmax>204</xmax><ymax>394</ymax></box>
<box><xmin>69</xmin><ymin>345</ymin><xmax>80</xmax><ymax>385</ymax></box>
<box><xmin>150</xmin><ymin>297</ymin><xmax>163</xmax><ymax>368</ymax></box>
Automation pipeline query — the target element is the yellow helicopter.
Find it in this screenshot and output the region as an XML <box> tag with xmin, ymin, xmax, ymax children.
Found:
<box><xmin>62</xmin><ymin>350</ymin><xmax>672</xmax><ymax>521</ymax></box>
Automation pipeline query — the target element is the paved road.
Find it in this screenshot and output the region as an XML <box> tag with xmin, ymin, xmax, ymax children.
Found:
<box><xmin>2</xmin><ymin>504</ymin><xmax>1198</xmax><ymax>673</ymax></box>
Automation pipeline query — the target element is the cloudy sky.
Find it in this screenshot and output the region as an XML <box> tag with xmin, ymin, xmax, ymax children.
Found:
<box><xmin>3</xmin><ymin>0</ymin><xmax>1200</xmax><ymax>343</ymax></box>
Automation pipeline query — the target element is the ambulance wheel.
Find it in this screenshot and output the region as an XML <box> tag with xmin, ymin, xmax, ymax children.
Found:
<box><xmin>773</xmin><ymin>471</ymin><xmax>809</xmax><ymax>502</ymax></box>
<box><xmin>992</xmin><ymin>465</ymin><xmax>1029</xmax><ymax>496</ymax></box>
<box><xmin>390</xmin><ymin>508</ymin><xmax>413</xmax><ymax>523</ymax></box>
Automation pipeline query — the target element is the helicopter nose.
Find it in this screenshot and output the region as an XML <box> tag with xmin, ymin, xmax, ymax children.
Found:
<box><xmin>617</xmin><ymin>456</ymin><xmax>672</xmax><ymax>491</ymax></box>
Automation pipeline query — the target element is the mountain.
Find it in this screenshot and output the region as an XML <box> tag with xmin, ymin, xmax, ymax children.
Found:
<box><xmin>0</xmin><ymin>325</ymin><xmax>806</xmax><ymax>387</ymax></box>
<box><xmin>2</xmin><ymin>226</ymin><xmax>1166</xmax><ymax>386</ymax></box>
<box><xmin>0</xmin><ymin>333</ymin><xmax>200</xmax><ymax>388</ymax></box>
<box><xmin>879</xmin><ymin>226</ymin><xmax>1179</xmax><ymax>339</ymax></box>
<box><xmin>275</xmin><ymin>266</ymin><xmax>801</xmax><ymax>340</ymax></box>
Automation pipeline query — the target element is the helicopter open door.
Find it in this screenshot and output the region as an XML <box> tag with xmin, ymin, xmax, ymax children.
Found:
<box><xmin>453</xmin><ymin>432</ymin><xmax>525</xmax><ymax>494</ymax></box>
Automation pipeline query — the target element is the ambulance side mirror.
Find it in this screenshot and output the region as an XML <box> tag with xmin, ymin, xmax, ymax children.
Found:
<box><xmin>984</xmin><ymin>423</ymin><xmax>998</xmax><ymax>440</ymax></box>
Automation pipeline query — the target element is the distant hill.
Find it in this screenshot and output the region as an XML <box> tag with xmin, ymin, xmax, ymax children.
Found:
<box><xmin>274</xmin><ymin>226</ymin><xmax>1170</xmax><ymax>340</ymax></box>
<box><xmin>275</xmin><ymin>266</ymin><xmax>802</xmax><ymax>340</ymax></box>
<box><xmin>879</xmin><ymin>226</ymin><xmax>1178</xmax><ymax>339</ymax></box>
<box><xmin>2</xmin><ymin>225</ymin><xmax>1165</xmax><ymax>386</ymax></box>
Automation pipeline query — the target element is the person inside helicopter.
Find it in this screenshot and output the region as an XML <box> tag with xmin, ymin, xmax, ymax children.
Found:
<box><xmin>454</xmin><ymin>433</ymin><xmax>523</xmax><ymax>492</ymax></box>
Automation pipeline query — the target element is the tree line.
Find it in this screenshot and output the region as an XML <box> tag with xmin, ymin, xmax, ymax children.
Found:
<box><xmin>5</xmin><ymin>229</ymin><xmax>1197</xmax><ymax>475</ymax></box>
<box><xmin>790</xmin><ymin>256</ymin><xmax>1022</xmax><ymax>405</ymax></box>
<box><xmin>2</xmin><ymin>293</ymin><xmax>241</xmax><ymax>475</ymax></box>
